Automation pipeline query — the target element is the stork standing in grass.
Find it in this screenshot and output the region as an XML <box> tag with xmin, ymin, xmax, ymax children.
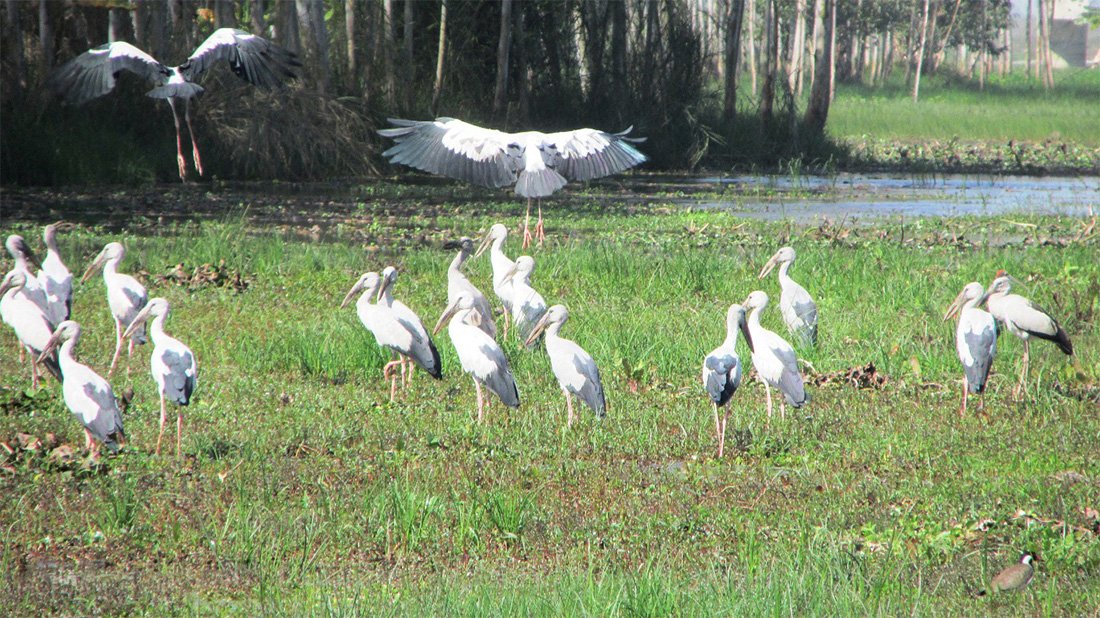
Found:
<box><xmin>379</xmin><ymin>118</ymin><xmax>647</xmax><ymax>248</ymax></box>
<box><xmin>38</xmin><ymin>223</ymin><xmax>74</xmax><ymax>326</ymax></box>
<box><xmin>82</xmin><ymin>242</ymin><xmax>148</xmax><ymax>377</ymax></box>
<box><xmin>443</xmin><ymin>238</ymin><xmax>497</xmax><ymax>339</ymax></box>
<box><xmin>123</xmin><ymin>298</ymin><xmax>197</xmax><ymax>460</ymax></box>
<box><xmin>376</xmin><ymin>266</ymin><xmax>443</xmax><ymax>385</ymax></box>
<box><xmin>0</xmin><ymin>271</ymin><xmax>62</xmax><ymax>388</ymax></box>
<box><xmin>47</xmin><ymin>28</ymin><xmax>300</xmax><ymax>181</ymax></box>
<box><xmin>743</xmin><ymin>291</ymin><xmax>807</xmax><ymax>419</ymax></box>
<box><xmin>758</xmin><ymin>247</ymin><xmax>818</xmax><ymax>346</ymax></box>
<box><xmin>342</xmin><ymin>272</ymin><xmax>440</xmax><ymax>402</ymax></box>
<box><xmin>504</xmin><ymin>256</ymin><xmax>547</xmax><ymax>348</ymax></box>
<box><xmin>434</xmin><ymin>293</ymin><xmax>520</xmax><ymax>422</ymax></box>
<box><xmin>475</xmin><ymin>224</ymin><xmax>517</xmax><ymax>336</ymax></box>
<box><xmin>702</xmin><ymin>303</ymin><xmax>751</xmax><ymax>457</ymax></box>
<box><xmin>38</xmin><ymin>321</ymin><xmax>126</xmax><ymax>460</ymax></box>
<box><xmin>982</xmin><ymin>275</ymin><xmax>1073</xmax><ymax>399</ymax></box>
<box><xmin>5</xmin><ymin>235</ymin><xmax>49</xmax><ymax>319</ymax></box>
<box><xmin>525</xmin><ymin>305</ymin><xmax>605</xmax><ymax>428</ymax></box>
<box><xmin>944</xmin><ymin>282</ymin><xmax>997</xmax><ymax>416</ymax></box>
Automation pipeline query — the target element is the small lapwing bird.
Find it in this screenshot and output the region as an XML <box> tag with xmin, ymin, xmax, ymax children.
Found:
<box><xmin>983</xmin><ymin>553</ymin><xmax>1035</xmax><ymax>595</ymax></box>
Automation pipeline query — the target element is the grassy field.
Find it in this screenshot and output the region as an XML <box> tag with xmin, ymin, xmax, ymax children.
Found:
<box><xmin>829</xmin><ymin>70</ymin><xmax>1100</xmax><ymax>147</ymax></box>
<box><xmin>1</xmin><ymin>185</ymin><xmax>1098</xmax><ymax>615</ymax></box>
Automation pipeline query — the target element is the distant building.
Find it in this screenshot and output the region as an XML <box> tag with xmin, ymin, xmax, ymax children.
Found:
<box><xmin>1010</xmin><ymin>0</ymin><xmax>1100</xmax><ymax>68</ymax></box>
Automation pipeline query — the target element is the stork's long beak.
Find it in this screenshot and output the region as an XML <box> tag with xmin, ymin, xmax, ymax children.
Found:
<box><xmin>80</xmin><ymin>249</ymin><xmax>107</xmax><ymax>283</ymax></box>
<box><xmin>37</xmin><ymin>328</ymin><xmax>64</xmax><ymax>364</ymax></box>
<box><xmin>376</xmin><ymin>273</ymin><xmax>394</xmax><ymax>303</ymax></box>
<box><xmin>433</xmin><ymin>298</ymin><xmax>461</xmax><ymax>335</ymax></box>
<box><xmin>739</xmin><ymin>311</ymin><xmax>754</xmax><ymax>353</ymax></box>
<box><xmin>340</xmin><ymin>279</ymin><xmax>366</xmax><ymax>308</ymax></box>
<box><xmin>758</xmin><ymin>253</ymin><xmax>779</xmax><ymax>279</ymax></box>
<box><xmin>524</xmin><ymin>313</ymin><xmax>552</xmax><ymax>347</ymax></box>
<box><xmin>474</xmin><ymin>232</ymin><xmax>494</xmax><ymax>258</ymax></box>
<box><xmin>123</xmin><ymin>304</ymin><xmax>153</xmax><ymax>339</ymax></box>
<box><xmin>0</xmin><ymin>277</ymin><xmax>16</xmax><ymax>298</ymax></box>
<box><xmin>502</xmin><ymin>262</ymin><xmax>519</xmax><ymax>283</ymax></box>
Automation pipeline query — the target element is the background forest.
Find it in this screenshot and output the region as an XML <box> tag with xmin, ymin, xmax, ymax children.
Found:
<box><xmin>0</xmin><ymin>0</ymin><xmax>1090</xmax><ymax>184</ymax></box>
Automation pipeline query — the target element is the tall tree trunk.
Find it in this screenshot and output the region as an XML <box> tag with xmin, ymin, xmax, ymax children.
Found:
<box><xmin>977</xmin><ymin>0</ymin><xmax>986</xmax><ymax>89</ymax></box>
<box><xmin>806</xmin><ymin>0</ymin><xmax>822</xmax><ymax>94</ymax></box>
<box><xmin>38</xmin><ymin>0</ymin><xmax>54</xmax><ymax>70</ymax></box>
<box><xmin>403</xmin><ymin>0</ymin><xmax>414</xmax><ymax>108</ymax></box>
<box><xmin>383</xmin><ymin>0</ymin><xmax>396</xmax><ymax>106</ymax></box>
<box><xmin>345</xmin><ymin>0</ymin><xmax>357</xmax><ymax>84</ymax></box>
<box><xmin>804</xmin><ymin>0</ymin><xmax>834</xmax><ymax>131</ymax></box>
<box><xmin>276</xmin><ymin>0</ymin><xmax>300</xmax><ymax>53</ymax></box>
<box><xmin>1040</xmin><ymin>0</ymin><xmax>1054</xmax><ymax>88</ymax></box>
<box><xmin>786</xmin><ymin>0</ymin><xmax>805</xmax><ymax>97</ymax></box>
<box><xmin>611</xmin><ymin>0</ymin><xmax>627</xmax><ymax>114</ymax></box>
<box><xmin>109</xmin><ymin>8</ymin><xmax>131</xmax><ymax>43</ymax></box>
<box><xmin>723</xmin><ymin>0</ymin><xmax>746</xmax><ymax>122</ymax></box>
<box><xmin>296</xmin><ymin>0</ymin><xmax>330</xmax><ymax>95</ymax></box>
<box><xmin>6</xmin><ymin>0</ymin><xmax>25</xmax><ymax>97</ymax></box>
<box><xmin>252</xmin><ymin>0</ymin><xmax>266</xmax><ymax>33</ymax></box>
<box><xmin>215</xmin><ymin>0</ymin><xmax>235</xmax><ymax>28</ymax></box>
<box><xmin>911</xmin><ymin>0</ymin><xmax>929</xmax><ymax>101</ymax></box>
<box><xmin>1026</xmin><ymin>0</ymin><xmax>1034</xmax><ymax>80</ymax></box>
<box><xmin>760</xmin><ymin>0</ymin><xmax>778</xmax><ymax>123</ymax></box>
<box><xmin>493</xmin><ymin>0</ymin><xmax>514</xmax><ymax>118</ymax></box>
<box><xmin>848</xmin><ymin>0</ymin><xmax>861</xmax><ymax>79</ymax></box>
<box><xmin>746</xmin><ymin>0</ymin><xmax>757</xmax><ymax>95</ymax></box>
<box><xmin>431</xmin><ymin>0</ymin><xmax>447</xmax><ymax>114</ymax></box>
<box><xmin>515</xmin><ymin>0</ymin><xmax>529</xmax><ymax>123</ymax></box>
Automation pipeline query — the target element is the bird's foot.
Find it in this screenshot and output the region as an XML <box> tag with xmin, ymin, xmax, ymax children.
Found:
<box><xmin>522</xmin><ymin>227</ymin><xmax>533</xmax><ymax>250</ymax></box>
<box><xmin>193</xmin><ymin>148</ymin><xmax>204</xmax><ymax>177</ymax></box>
<box><xmin>177</xmin><ymin>154</ymin><xmax>188</xmax><ymax>181</ymax></box>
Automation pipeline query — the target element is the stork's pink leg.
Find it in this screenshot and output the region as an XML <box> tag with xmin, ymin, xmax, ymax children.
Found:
<box><xmin>108</xmin><ymin>319</ymin><xmax>124</xmax><ymax>377</ymax></box>
<box><xmin>168</xmin><ymin>99</ymin><xmax>187</xmax><ymax>181</ymax></box>
<box><xmin>126</xmin><ymin>337</ymin><xmax>135</xmax><ymax>377</ymax></box>
<box><xmin>185</xmin><ymin>99</ymin><xmax>204</xmax><ymax>176</ymax></box>
<box><xmin>501</xmin><ymin>308</ymin><xmax>511</xmax><ymax>340</ymax></box>
<box><xmin>30</xmin><ymin>350</ymin><xmax>40</xmax><ymax>390</ymax></box>
<box><xmin>522</xmin><ymin>199</ymin><xmax>534</xmax><ymax>249</ymax></box>
<box><xmin>720</xmin><ymin>410</ymin><xmax>730</xmax><ymax>458</ymax></box>
<box><xmin>474</xmin><ymin>379</ymin><xmax>484</xmax><ymax>423</ymax></box>
<box><xmin>960</xmin><ymin>380</ymin><xmax>968</xmax><ymax>417</ymax></box>
<box><xmin>535</xmin><ymin>203</ymin><xmax>546</xmax><ymax>246</ymax></box>
<box><xmin>177</xmin><ymin>410</ymin><xmax>184</xmax><ymax>463</ymax></box>
<box><xmin>712</xmin><ymin>402</ymin><xmax>721</xmax><ymax>457</ymax></box>
<box><xmin>156</xmin><ymin>392</ymin><xmax>167</xmax><ymax>455</ymax></box>
<box><xmin>382</xmin><ymin>359</ymin><xmax>402</xmax><ymax>402</ymax></box>
<box><xmin>764</xmin><ymin>383</ymin><xmax>773</xmax><ymax>420</ymax></box>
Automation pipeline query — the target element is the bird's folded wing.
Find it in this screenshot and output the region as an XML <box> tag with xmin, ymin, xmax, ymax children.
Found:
<box><xmin>545</xmin><ymin>127</ymin><xmax>648</xmax><ymax>181</ymax></box>
<box><xmin>379</xmin><ymin>118</ymin><xmax>519</xmax><ymax>189</ymax></box>
<box><xmin>48</xmin><ymin>42</ymin><xmax>168</xmax><ymax>105</ymax></box>
<box><xmin>181</xmin><ymin>28</ymin><xmax>300</xmax><ymax>87</ymax></box>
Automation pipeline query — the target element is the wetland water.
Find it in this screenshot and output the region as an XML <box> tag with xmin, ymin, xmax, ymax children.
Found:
<box><xmin>683</xmin><ymin>173</ymin><xmax>1099</xmax><ymax>220</ymax></box>
<box><xmin>2</xmin><ymin>173</ymin><xmax>1096</xmax><ymax>226</ymax></box>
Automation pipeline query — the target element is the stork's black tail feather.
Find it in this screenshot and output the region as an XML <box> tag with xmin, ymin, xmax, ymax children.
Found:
<box><xmin>1032</xmin><ymin>326</ymin><xmax>1073</xmax><ymax>356</ymax></box>
<box><xmin>426</xmin><ymin>341</ymin><xmax>443</xmax><ymax>380</ymax></box>
<box><xmin>40</xmin><ymin>352</ymin><xmax>62</xmax><ymax>382</ymax></box>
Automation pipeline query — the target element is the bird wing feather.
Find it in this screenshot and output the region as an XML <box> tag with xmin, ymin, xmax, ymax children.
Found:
<box><xmin>48</xmin><ymin>42</ymin><xmax>169</xmax><ymax>105</ymax></box>
<box><xmin>181</xmin><ymin>28</ymin><xmax>300</xmax><ymax>87</ymax></box>
<box><xmin>545</xmin><ymin>127</ymin><xmax>648</xmax><ymax>181</ymax></box>
<box><xmin>380</xmin><ymin>118</ymin><xmax>520</xmax><ymax>189</ymax></box>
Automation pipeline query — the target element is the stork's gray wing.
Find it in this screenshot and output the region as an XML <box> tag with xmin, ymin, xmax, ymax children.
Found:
<box><xmin>47</xmin><ymin>42</ymin><xmax>169</xmax><ymax>106</ymax></box>
<box><xmin>573</xmin><ymin>355</ymin><xmax>606</xmax><ymax>418</ymax></box>
<box><xmin>81</xmin><ymin>382</ymin><xmax>126</xmax><ymax>452</ymax></box>
<box><xmin>479</xmin><ymin>343</ymin><xmax>520</xmax><ymax>408</ymax></box>
<box><xmin>162</xmin><ymin>348</ymin><xmax>197</xmax><ymax>405</ymax></box>
<box><xmin>703</xmin><ymin>353</ymin><xmax>741</xmax><ymax>407</ymax></box>
<box><xmin>378</xmin><ymin>118</ymin><xmax>520</xmax><ymax>189</ymax></box>
<box><xmin>545</xmin><ymin>127</ymin><xmax>648</xmax><ymax>182</ymax></box>
<box><xmin>181</xmin><ymin>28</ymin><xmax>300</xmax><ymax>87</ymax></box>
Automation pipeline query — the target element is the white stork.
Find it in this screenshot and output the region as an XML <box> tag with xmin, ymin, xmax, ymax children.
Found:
<box><xmin>81</xmin><ymin>242</ymin><xmax>148</xmax><ymax>377</ymax></box>
<box><xmin>743</xmin><ymin>291</ymin><xmax>808</xmax><ymax>419</ymax></box>
<box><xmin>122</xmin><ymin>298</ymin><xmax>197</xmax><ymax>459</ymax></box>
<box><xmin>702</xmin><ymin>303</ymin><xmax>751</xmax><ymax>457</ymax></box>
<box><xmin>443</xmin><ymin>237</ymin><xmax>497</xmax><ymax>339</ymax></box>
<box><xmin>38</xmin><ymin>222</ymin><xmax>74</xmax><ymax>327</ymax></box>
<box><xmin>379</xmin><ymin>117</ymin><xmax>648</xmax><ymax>248</ymax></box>
<box><xmin>525</xmin><ymin>305</ymin><xmax>605</xmax><ymax>427</ymax></box>
<box><xmin>376</xmin><ymin>266</ymin><xmax>443</xmax><ymax>385</ymax></box>
<box><xmin>504</xmin><ymin>256</ymin><xmax>548</xmax><ymax>349</ymax></box>
<box><xmin>0</xmin><ymin>270</ymin><xmax>62</xmax><ymax>388</ymax></box>
<box><xmin>474</xmin><ymin>223</ymin><xmax>517</xmax><ymax>337</ymax></box>
<box><xmin>38</xmin><ymin>321</ymin><xmax>126</xmax><ymax>459</ymax></box>
<box><xmin>982</xmin><ymin>275</ymin><xmax>1073</xmax><ymax>399</ymax></box>
<box><xmin>5</xmin><ymin>235</ymin><xmax>49</xmax><ymax>318</ymax></box>
<box><xmin>47</xmin><ymin>28</ymin><xmax>300</xmax><ymax>181</ymax></box>
<box><xmin>758</xmin><ymin>246</ymin><xmax>818</xmax><ymax>346</ymax></box>
<box><xmin>944</xmin><ymin>282</ymin><xmax>997</xmax><ymax>416</ymax></box>
<box><xmin>434</xmin><ymin>293</ymin><xmax>520</xmax><ymax>423</ymax></box>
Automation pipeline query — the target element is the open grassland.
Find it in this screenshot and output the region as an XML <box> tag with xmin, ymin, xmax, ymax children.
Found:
<box><xmin>830</xmin><ymin>70</ymin><xmax>1100</xmax><ymax>147</ymax></box>
<box><xmin>1</xmin><ymin>186</ymin><xmax>1098</xmax><ymax>615</ymax></box>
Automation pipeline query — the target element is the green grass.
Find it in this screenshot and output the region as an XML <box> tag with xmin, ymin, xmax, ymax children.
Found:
<box><xmin>829</xmin><ymin>70</ymin><xmax>1100</xmax><ymax>147</ymax></box>
<box><xmin>1</xmin><ymin>189</ymin><xmax>1098</xmax><ymax>615</ymax></box>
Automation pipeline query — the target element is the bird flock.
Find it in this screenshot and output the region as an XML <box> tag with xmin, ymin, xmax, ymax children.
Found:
<box><xmin>2</xmin><ymin>220</ymin><xmax>1077</xmax><ymax>463</ymax></box>
<box><xmin>2</xmin><ymin>227</ymin><xmax>197</xmax><ymax>461</ymax></box>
